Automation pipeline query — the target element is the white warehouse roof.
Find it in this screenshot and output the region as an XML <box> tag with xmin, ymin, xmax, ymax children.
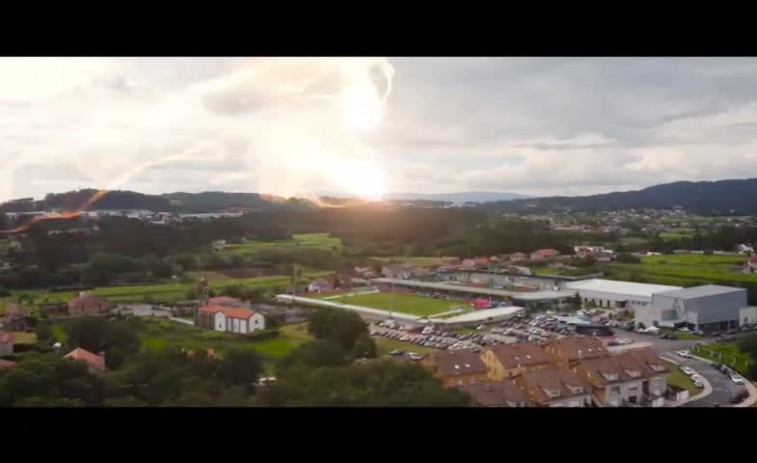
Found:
<box><xmin>437</xmin><ymin>306</ymin><xmax>525</xmax><ymax>325</ymax></box>
<box><xmin>565</xmin><ymin>279</ymin><xmax>682</xmax><ymax>299</ymax></box>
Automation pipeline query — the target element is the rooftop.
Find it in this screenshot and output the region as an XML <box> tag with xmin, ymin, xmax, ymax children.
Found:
<box><xmin>565</xmin><ymin>279</ymin><xmax>682</xmax><ymax>298</ymax></box>
<box><xmin>64</xmin><ymin>347</ymin><xmax>106</xmax><ymax>372</ymax></box>
<box><xmin>545</xmin><ymin>337</ymin><xmax>609</xmax><ymax>362</ymax></box>
<box><xmin>516</xmin><ymin>368</ymin><xmax>588</xmax><ymax>403</ymax></box>
<box><xmin>489</xmin><ymin>343</ymin><xmax>551</xmax><ymax>369</ymax></box>
<box><xmin>458</xmin><ymin>380</ymin><xmax>526</xmax><ymax>407</ymax></box>
<box><xmin>656</xmin><ymin>284</ymin><xmax>747</xmax><ymax>299</ymax></box>
<box><xmin>429</xmin><ymin>350</ymin><xmax>487</xmax><ymax>377</ymax></box>
<box><xmin>372</xmin><ymin>278</ymin><xmax>574</xmax><ymax>301</ymax></box>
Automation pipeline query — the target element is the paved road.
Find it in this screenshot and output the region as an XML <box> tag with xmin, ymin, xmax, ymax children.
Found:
<box><xmin>615</xmin><ymin>330</ymin><xmax>746</xmax><ymax>407</ymax></box>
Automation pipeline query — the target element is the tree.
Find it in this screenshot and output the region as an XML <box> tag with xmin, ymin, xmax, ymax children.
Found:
<box><xmin>307</xmin><ymin>308</ymin><xmax>369</xmax><ymax>352</ymax></box>
<box><xmin>351</xmin><ymin>333</ymin><xmax>377</xmax><ymax>359</ymax></box>
<box><xmin>34</xmin><ymin>322</ymin><xmax>53</xmax><ymax>343</ymax></box>
<box><xmin>737</xmin><ymin>335</ymin><xmax>757</xmax><ymax>358</ymax></box>
<box><xmin>64</xmin><ymin>317</ymin><xmax>140</xmax><ymax>369</ymax></box>
<box><xmin>279</xmin><ymin>340</ymin><xmax>348</xmax><ymax>369</ymax></box>
<box><xmin>616</xmin><ymin>253</ymin><xmax>641</xmax><ymax>264</ymax></box>
<box><xmin>217</xmin><ymin>349</ymin><xmax>263</xmax><ymax>389</ymax></box>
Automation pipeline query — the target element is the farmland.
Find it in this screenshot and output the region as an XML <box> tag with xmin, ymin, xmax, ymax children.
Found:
<box><xmin>218</xmin><ymin>233</ymin><xmax>344</xmax><ymax>258</ymax></box>
<box><xmin>605</xmin><ymin>254</ymin><xmax>755</xmax><ymax>287</ymax></box>
<box><xmin>326</xmin><ymin>292</ymin><xmax>468</xmax><ymax>317</ymax></box>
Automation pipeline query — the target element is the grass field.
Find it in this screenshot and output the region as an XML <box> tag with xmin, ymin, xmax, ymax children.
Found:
<box><xmin>11</xmin><ymin>332</ymin><xmax>37</xmax><ymax>344</ymax></box>
<box><xmin>328</xmin><ymin>292</ymin><xmax>467</xmax><ymax>317</ymax></box>
<box><xmin>665</xmin><ymin>362</ymin><xmax>702</xmax><ymax>395</ymax></box>
<box><xmin>373</xmin><ymin>337</ymin><xmax>437</xmax><ymax>355</ymax></box>
<box><xmin>694</xmin><ymin>341</ymin><xmax>752</xmax><ymax>374</ymax></box>
<box><xmin>605</xmin><ymin>254</ymin><xmax>755</xmax><ymax>287</ymax></box>
<box><xmin>218</xmin><ymin>233</ymin><xmax>343</xmax><ymax>258</ymax></box>
<box><xmin>136</xmin><ymin>319</ymin><xmax>311</xmax><ymax>362</ymax></box>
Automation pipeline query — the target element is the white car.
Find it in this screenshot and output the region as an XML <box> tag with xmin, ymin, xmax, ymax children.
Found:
<box><xmin>731</xmin><ymin>375</ymin><xmax>745</xmax><ymax>385</ymax></box>
<box><xmin>693</xmin><ymin>379</ymin><xmax>704</xmax><ymax>388</ymax></box>
<box><xmin>676</xmin><ymin>350</ymin><xmax>691</xmax><ymax>358</ymax></box>
<box><xmin>681</xmin><ymin>366</ymin><xmax>696</xmax><ymax>376</ymax></box>
<box><xmin>679</xmin><ymin>327</ymin><xmax>691</xmax><ymax>333</ymax></box>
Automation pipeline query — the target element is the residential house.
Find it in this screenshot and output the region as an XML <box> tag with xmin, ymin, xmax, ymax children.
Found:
<box><xmin>381</xmin><ymin>263</ymin><xmax>418</xmax><ymax>279</ymax></box>
<box><xmin>440</xmin><ymin>257</ymin><xmax>461</xmax><ymax>265</ymax></box>
<box><xmin>745</xmin><ymin>255</ymin><xmax>757</xmax><ymax>273</ymax></box>
<box><xmin>307</xmin><ymin>278</ymin><xmax>334</xmax><ymax>293</ymax></box>
<box><xmin>68</xmin><ymin>292</ymin><xmax>109</xmax><ymax>316</ymax></box>
<box><xmin>0</xmin><ymin>331</ymin><xmax>14</xmax><ymax>356</ymax></box>
<box><xmin>211</xmin><ymin>239</ymin><xmax>227</xmax><ymax>251</ymax></box>
<box><xmin>64</xmin><ymin>347</ymin><xmax>106</xmax><ymax>376</ymax></box>
<box><xmin>0</xmin><ymin>359</ymin><xmax>15</xmax><ymax>370</ymax></box>
<box><xmin>0</xmin><ymin>304</ymin><xmax>30</xmax><ymax>331</ymax></box>
<box><xmin>514</xmin><ymin>368</ymin><xmax>591</xmax><ymax>407</ymax></box>
<box><xmin>574</xmin><ymin>354</ymin><xmax>641</xmax><ymax>407</ymax></box>
<box><xmin>206</xmin><ymin>296</ymin><xmax>244</xmax><ymax>307</ymax></box>
<box><xmin>458</xmin><ymin>380</ymin><xmax>531</xmax><ymax>408</ymax></box>
<box><xmin>481</xmin><ymin>343</ymin><xmax>552</xmax><ymax>380</ymax></box>
<box><xmin>626</xmin><ymin>349</ymin><xmax>669</xmax><ymax>407</ymax></box>
<box><xmin>737</xmin><ymin>244</ymin><xmax>755</xmax><ymax>255</ymax></box>
<box><xmin>421</xmin><ymin>350</ymin><xmax>488</xmax><ymax>387</ymax></box>
<box><xmin>354</xmin><ymin>266</ymin><xmax>378</xmax><ymax>278</ymax></box>
<box><xmin>530</xmin><ymin>249</ymin><xmax>560</xmax><ymax>260</ymax></box>
<box><xmin>510</xmin><ymin>252</ymin><xmax>528</xmax><ymax>262</ymax></box>
<box><xmin>544</xmin><ymin>337</ymin><xmax>610</xmax><ymax>369</ymax></box>
<box><xmin>197</xmin><ymin>305</ymin><xmax>266</xmax><ymax>334</ymax></box>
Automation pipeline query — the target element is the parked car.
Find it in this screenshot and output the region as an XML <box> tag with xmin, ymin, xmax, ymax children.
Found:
<box><xmin>679</xmin><ymin>327</ymin><xmax>691</xmax><ymax>333</ymax></box>
<box><xmin>676</xmin><ymin>350</ymin><xmax>692</xmax><ymax>359</ymax></box>
<box><xmin>389</xmin><ymin>349</ymin><xmax>405</xmax><ymax>356</ymax></box>
<box><xmin>730</xmin><ymin>374</ymin><xmax>745</xmax><ymax>385</ymax></box>
<box><xmin>407</xmin><ymin>352</ymin><xmax>424</xmax><ymax>361</ymax></box>
<box><xmin>681</xmin><ymin>366</ymin><xmax>696</xmax><ymax>375</ymax></box>
<box><xmin>693</xmin><ymin>378</ymin><xmax>704</xmax><ymax>388</ymax></box>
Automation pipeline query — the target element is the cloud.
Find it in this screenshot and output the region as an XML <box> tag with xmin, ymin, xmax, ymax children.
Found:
<box><xmin>3</xmin><ymin>57</ymin><xmax>757</xmax><ymax>202</ymax></box>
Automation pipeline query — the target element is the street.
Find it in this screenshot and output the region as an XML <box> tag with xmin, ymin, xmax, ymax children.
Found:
<box><xmin>616</xmin><ymin>330</ymin><xmax>744</xmax><ymax>407</ymax></box>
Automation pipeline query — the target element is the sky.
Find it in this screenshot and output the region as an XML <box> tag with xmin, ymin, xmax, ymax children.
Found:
<box><xmin>3</xmin><ymin>57</ymin><xmax>757</xmax><ymax>202</ymax></box>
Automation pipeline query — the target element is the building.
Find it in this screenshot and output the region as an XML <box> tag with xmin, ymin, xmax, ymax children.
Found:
<box><xmin>206</xmin><ymin>296</ymin><xmax>244</xmax><ymax>307</ymax></box>
<box><xmin>740</xmin><ymin>306</ymin><xmax>757</xmax><ymax>326</ymax></box>
<box><xmin>530</xmin><ymin>249</ymin><xmax>560</xmax><ymax>260</ymax></box>
<box><xmin>514</xmin><ymin>368</ymin><xmax>591</xmax><ymax>407</ymax></box>
<box><xmin>0</xmin><ymin>304</ymin><xmax>30</xmax><ymax>331</ymax></box>
<box><xmin>307</xmin><ymin>278</ymin><xmax>334</xmax><ymax>293</ymax></box>
<box><xmin>68</xmin><ymin>293</ymin><xmax>109</xmax><ymax>316</ymax></box>
<box><xmin>421</xmin><ymin>350</ymin><xmax>488</xmax><ymax>387</ymax></box>
<box><xmin>737</xmin><ymin>243</ymin><xmax>754</xmax><ymax>255</ymax></box>
<box><xmin>481</xmin><ymin>343</ymin><xmax>552</xmax><ymax>380</ymax></box>
<box><xmin>381</xmin><ymin>263</ymin><xmax>419</xmax><ymax>279</ymax></box>
<box><xmin>0</xmin><ymin>331</ymin><xmax>14</xmax><ymax>356</ymax></box>
<box><xmin>626</xmin><ymin>349</ymin><xmax>669</xmax><ymax>407</ymax></box>
<box><xmin>510</xmin><ymin>252</ymin><xmax>528</xmax><ymax>262</ymax></box>
<box><xmin>745</xmin><ymin>255</ymin><xmax>757</xmax><ymax>273</ymax></box>
<box><xmin>458</xmin><ymin>380</ymin><xmax>530</xmax><ymax>407</ymax></box>
<box><xmin>637</xmin><ymin>285</ymin><xmax>748</xmax><ymax>333</ymax></box>
<box><xmin>64</xmin><ymin>347</ymin><xmax>106</xmax><ymax>376</ymax></box>
<box><xmin>574</xmin><ymin>354</ymin><xmax>643</xmax><ymax>407</ymax></box>
<box><xmin>544</xmin><ymin>337</ymin><xmax>610</xmax><ymax>368</ymax></box>
<box><xmin>197</xmin><ymin>305</ymin><xmax>266</xmax><ymax>334</ymax></box>
<box><xmin>564</xmin><ymin>278</ymin><xmax>682</xmax><ymax>310</ymax></box>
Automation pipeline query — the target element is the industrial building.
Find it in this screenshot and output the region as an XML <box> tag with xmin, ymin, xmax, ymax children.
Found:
<box><xmin>563</xmin><ymin>279</ymin><xmax>682</xmax><ymax>310</ymax></box>
<box><xmin>635</xmin><ymin>285</ymin><xmax>750</xmax><ymax>333</ymax></box>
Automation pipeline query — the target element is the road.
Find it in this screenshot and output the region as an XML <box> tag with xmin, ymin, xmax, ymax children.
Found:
<box><xmin>616</xmin><ymin>330</ymin><xmax>745</xmax><ymax>407</ymax></box>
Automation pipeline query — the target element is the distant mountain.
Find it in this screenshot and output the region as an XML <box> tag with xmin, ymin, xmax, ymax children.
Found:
<box><xmin>489</xmin><ymin>178</ymin><xmax>757</xmax><ymax>215</ymax></box>
<box><xmin>385</xmin><ymin>191</ymin><xmax>533</xmax><ymax>204</ymax></box>
<box><xmin>161</xmin><ymin>191</ymin><xmax>287</xmax><ymax>213</ymax></box>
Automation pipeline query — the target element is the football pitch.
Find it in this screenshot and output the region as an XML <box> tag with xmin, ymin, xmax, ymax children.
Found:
<box><xmin>327</xmin><ymin>291</ymin><xmax>468</xmax><ymax>317</ymax></box>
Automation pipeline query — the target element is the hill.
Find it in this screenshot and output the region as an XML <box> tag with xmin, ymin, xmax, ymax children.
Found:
<box><xmin>385</xmin><ymin>191</ymin><xmax>532</xmax><ymax>204</ymax></box>
<box><xmin>488</xmin><ymin>178</ymin><xmax>757</xmax><ymax>215</ymax></box>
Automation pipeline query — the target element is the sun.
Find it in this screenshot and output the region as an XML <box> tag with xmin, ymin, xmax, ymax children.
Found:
<box><xmin>328</xmin><ymin>160</ymin><xmax>387</xmax><ymax>200</ymax></box>
<box><xmin>339</xmin><ymin>81</ymin><xmax>384</xmax><ymax>132</ymax></box>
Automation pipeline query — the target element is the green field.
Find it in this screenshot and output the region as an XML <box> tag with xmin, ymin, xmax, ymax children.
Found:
<box><xmin>665</xmin><ymin>362</ymin><xmax>702</xmax><ymax>395</ymax></box>
<box><xmin>136</xmin><ymin>319</ymin><xmax>311</xmax><ymax>362</ymax></box>
<box><xmin>328</xmin><ymin>292</ymin><xmax>467</xmax><ymax>317</ymax></box>
<box><xmin>694</xmin><ymin>341</ymin><xmax>752</xmax><ymax>374</ymax></box>
<box><xmin>218</xmin><ymin>233</ymin><xmax>343</xmax><ymax>257</ymax></box>
<box><xmin>373</xmin><ymin>337</ymin><xmax>437</xmax><ymax>355</ymax></box>
<box><xmin>605</xmin><ymin>254</ymin><xmax>755</xmax><ymax>287</ymax></box>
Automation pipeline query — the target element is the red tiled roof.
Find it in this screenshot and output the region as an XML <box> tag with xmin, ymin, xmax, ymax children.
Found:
<box><xmin>68</xmin><ymin>294</ymin><xmax>108</xmax><ymax>310</ymax></box>
<box><xmin>5</xmin><ymin>304</ymin><xmax>29</xmax><ymax>318</ymax></box>
<box><xmin>575</xmin><ymin>353</ymin><xmax>648</xmax><ymax>386</ymax></box>
<box><xmin>199</xmin><ymin>305</ymin><xmax>224</xmax><ymax>314</ymax></box>
<box><xmin>545</xmin><ymin>337</ymin><xmax>609</xmax><ymax>363</ymax></box>
<box><xmin>516</xmin><ymin>368</ymin><xmax>589</xmax><ymax>403</ymax></box>
<box><xmin>0</xmin><ymin>330</ymin><xmax>14</xmax><ymax>345</ymax></box>
<box><xmin>531</xmin><ymin>249</ymin><xmax>560</xmax><ymax>258</ymax></box>
<box><xmin>198</xmin><ymin>305</ymin><xmax>255</xmax><ymax>320</ymax></box>
<box><xmin>489</xmin><ymin>343</ymin><xmax>551</xmax><ymax>369</ymax></box>
<box><xmin>0</xmin><ymin>359</ymin><xmax>15</xmax><ymax>369</ymax></box>
<box><xmin>64</xmin><ymin>347</ymin><xmax>106</xmax><ymax>372</ymax></box>
<box><xmin>429</xmin><ymin>350</ymin><xmax>487</xmax><ymax>377</ymax></box>
<box><xmin>207</xmin><ymin>296</ymin><xmax>243</xmax><ymax>307</ymax></box>
<box><xmin>458</xmin><ymin>380</ymin><xmax>527</xmax><ymax>407</ymax></box>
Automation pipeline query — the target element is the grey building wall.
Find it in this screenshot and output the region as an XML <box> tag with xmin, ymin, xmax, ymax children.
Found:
<box><xmin>603</xmin><ymin>379</ymin><xmax>645</xmax><ymax>406</ymax></box>
<box><xmin>650</xmin><ymin>289</ymin><xmax>746</xmax><ymax>329</ymax></box>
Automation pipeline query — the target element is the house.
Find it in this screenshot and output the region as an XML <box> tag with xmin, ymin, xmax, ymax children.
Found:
<box><xmin>307</xmin><ymin>278</ymin><xmax>334</xmax><ymax>293</ymax></box>
<box><xmin>381</xmin><ymin>263</ymin><xmax>418</xmax><ymax>279</ymax></box>
<box><xmin>64</xmin><ymin>347</ymin><xmax>106</xmax><ymax>376</ymax></box>
<box><xmin>196</xmin><ymin>305</ymin><xmax>266</xmax><ymax>334</ymax></box>
<box><xmin>626</xmin><ymin>349</ymin><xmax>669</xmax><ymax>407</ymax></box>
<box><xmin>737</xmin><ymin>244</ymin><xmax>754</xmax><ymax>255</ymax></box>
<box><xmin>574</xmin><ymin>350</ymin><xmax>667</xmax><ymax>407</ymax></box>
<box><xmin>745</xmin><ymin>255</ymin><xmax>757</xmax><ymax>273</ymax></box>
<box><xmin>530</xmin><ymin>249</ymin><xmax>560</xmax><ymax>260</ymax></box>
<box><xmin>514</xmin><ymin>368</ymin><xmax>591</xmax><ymax>407</ymax></box>
<box><xmin>0</xmin><ymin>304</ymin><xmax>30</xmax><ymax>331</ymax></box>
<box><xmin>510</xmin><ymin>252</ymin><xmax>528</xmax><ymax>262</ymax></box>
<box><xmin>544</xmin><ymin>337</ymin><xmax>610</xmax><ymax>369</ymax></box>
<box><xmin>481</xmin><ymin>343</ymin><xmax>552</xmax><ymax>380</ymax></box>
<box><xmin>211</xmin><ymin>239</ymin><xmax>227</xmax><ymax>251</ymax></box>
<box><xmin>68</xmin><ymin>292</ymin><xmax>109</xmax><ymax>316</ymax></box>
<box><xmin>354</xmin><ymin>266</ymin><xmax>377</xmax><ymax>278</ymax></box>
<box><xmin>206</xmin><ymin>296</ymin><xmax>245</xmax><ymax>307</ymax></box>
<box><xmin>0</xmin><ymin>331</ymin><xmax>14</xmax><ymax>356</ymax></box>
<box><xmin>420</xmin><ymin>350</ymin><xmax>488</xmax><ymax>387</ymax></box>
<box><xmin>0</xmin><ymin>359</ymin><xmax>16</xmax><ymax>370</ymax></box>
<box><xmin>458</xmin><ymin>380</ymin><xmax>531</xmax><ymax>407</ymax></box>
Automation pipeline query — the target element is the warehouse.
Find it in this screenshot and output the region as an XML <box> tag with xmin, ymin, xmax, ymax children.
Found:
<box><xmin>564</xmin><ymin>279</ymin><xmax>682</xmax><ymax>310</ymax></box>
<box><xmin>636</xmin><ymin>285</ymin><xmax>748</xmax><ymax>333</ymax></box>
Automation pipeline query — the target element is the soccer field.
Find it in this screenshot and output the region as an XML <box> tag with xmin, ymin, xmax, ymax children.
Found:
<box><xmin>329</xmin><ymin>292</ymin><xmax>467</xmax><ymax>317</ymax></box>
